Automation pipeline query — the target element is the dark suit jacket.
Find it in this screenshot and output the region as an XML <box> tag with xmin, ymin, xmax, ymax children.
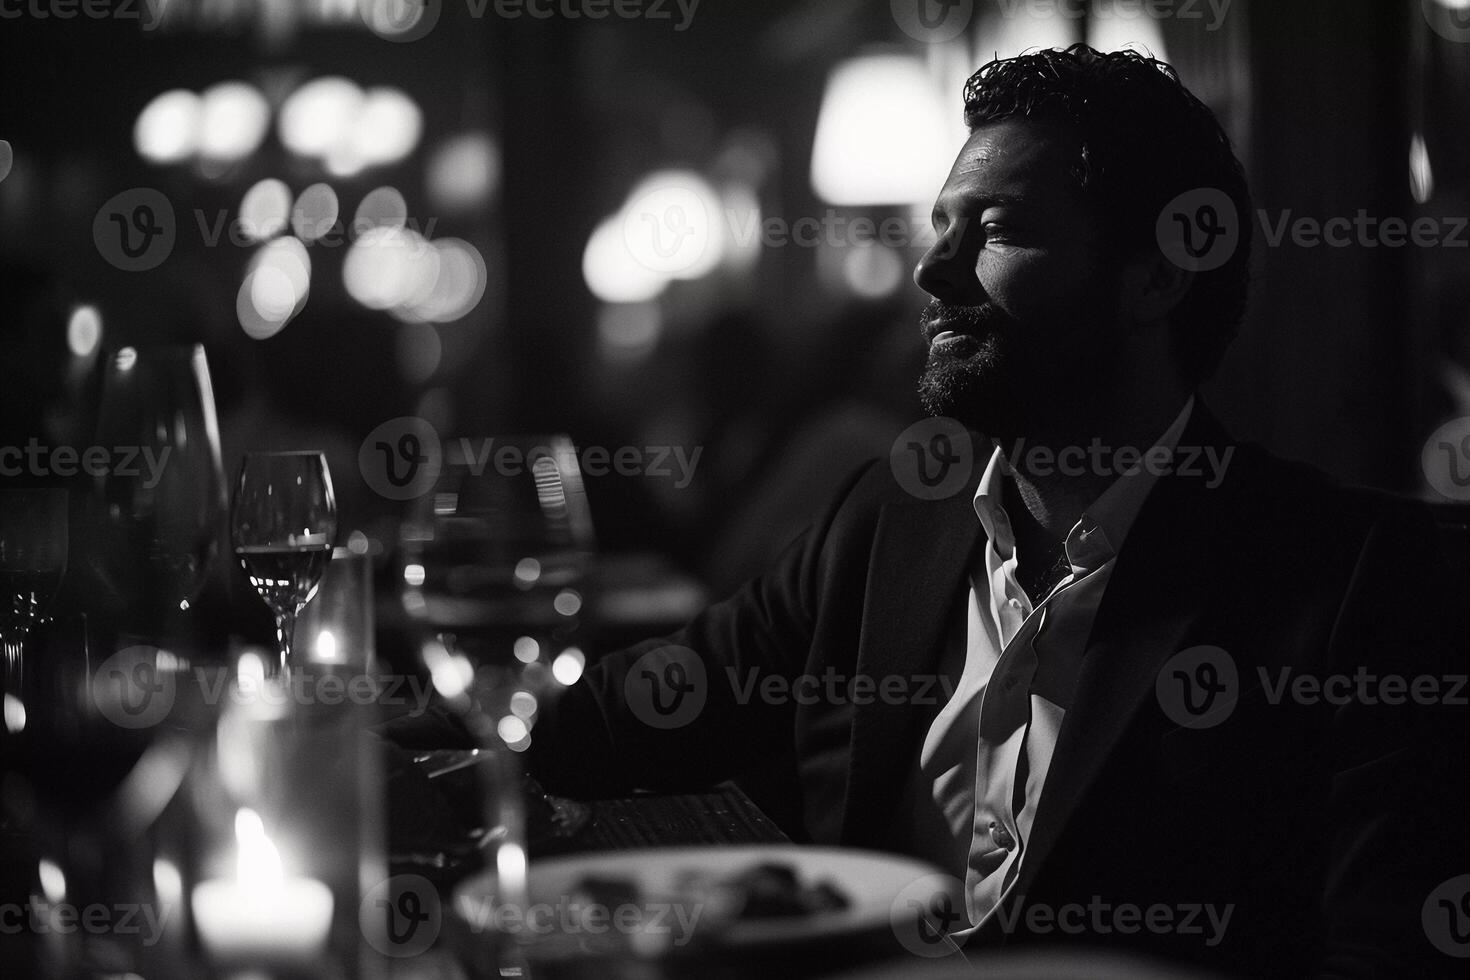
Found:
<box><xmin>528</xmin><ymin>405</ymin><xmax>1470</xmax><ymax>978</ymax></box>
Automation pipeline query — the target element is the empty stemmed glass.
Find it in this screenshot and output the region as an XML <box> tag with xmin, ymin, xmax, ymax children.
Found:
<box><xmin>401</xmin><ymin>434</ymin><xmax>595</xmax><ymax>702</ymax></box>
<box><xmin>88</xmin><ymin>344</ymin><xmax>226</xmax><ymax>634</ymax></box>
<box><xmin>0</xmin><ymin>488</ymin><xmax>68</xmax><ymax>708</ymax></box>
<box><xmin>398</xmin><ymin>435</ymin><xmax>595</xmax><ymax>940</ymax></box>
<box><xmin>230</xmin><ymin>452</ymin><xmax>337</xmax><ymax>679</ymax></box>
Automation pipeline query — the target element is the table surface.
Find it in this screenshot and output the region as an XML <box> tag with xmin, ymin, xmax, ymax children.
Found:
<box><xmin>539</xmin><ymin>783</ymin><xmax>790</xmax><ymax>855</ymax></box>
<box><xmin>418</xmin><ymin>786</ymin><xmax>940</xmax><ymax>980</ymax></box>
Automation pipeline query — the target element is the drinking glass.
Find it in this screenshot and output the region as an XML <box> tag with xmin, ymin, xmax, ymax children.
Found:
<box><xmin>0</xmin><ymin>488</ymin><xmax>68</xmax><ymax>706</ymax></box>
<box><xmin>398</xmin><ymin>435</ymin><xmax>595</xmax><ymax>954</ymax></box>
<box><xmin>230</xmin><ymin>452</ymin><xmax>337</xmax><ymax>678</ymax></box>
<box><xmin>401</xmin><ymin>434</ymin><xmax>595</xmax><ymax>691</ymax></box>
<box><xmin>88</xmin><ymin>344</ymin><xmax>226</xmax><ymax>633</ymax></box>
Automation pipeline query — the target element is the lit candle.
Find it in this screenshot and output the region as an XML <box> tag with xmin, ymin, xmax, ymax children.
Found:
<box><xmin>191</xmin><ymin>808</ymin><xmax>334</xmax><ymax>963</ymax></box>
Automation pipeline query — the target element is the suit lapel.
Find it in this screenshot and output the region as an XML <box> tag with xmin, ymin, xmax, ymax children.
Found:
<box><xmin>840</xmin><ymin>483</ymin><xmax>983</xmax><ymax>847</ymax></box>
<box><xmin>989</xmin><ymin>404</ymin><xmax>1240</xmax><ymax>911</ymax></box>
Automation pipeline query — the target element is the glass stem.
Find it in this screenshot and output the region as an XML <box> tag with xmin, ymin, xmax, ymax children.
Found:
<box><xmin>1</xmin><ymin>631</ymin><xmax>23</xmax><ymax>702</ymax></box>
<box><xmin>1</xmin><ymin>631</ymin><xmax>24</xmax><ymax>701</ymax></box>
<box><xmin>272</xmin><ymin>609</ymin><xmax>297</xmax><ymax>680</ymax></box>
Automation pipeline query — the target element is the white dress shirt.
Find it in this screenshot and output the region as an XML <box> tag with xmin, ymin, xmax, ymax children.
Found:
<box><xmin>890</xmin><ymin>397</ymin><xmax>1196</xmax><ymax>934</ymax></box>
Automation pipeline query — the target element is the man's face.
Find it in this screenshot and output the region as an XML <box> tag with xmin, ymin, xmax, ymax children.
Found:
<box><xmin>914</xmin><ymin>117</ymin><xmax>1121</xmax><ymax>439</ymax></box>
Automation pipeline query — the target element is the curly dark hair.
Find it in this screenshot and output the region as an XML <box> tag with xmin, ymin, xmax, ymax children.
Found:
<box><xmin>962</xmin><ymin>44</ymin><xmax>1252</xmax><ymax>383</ymax></box>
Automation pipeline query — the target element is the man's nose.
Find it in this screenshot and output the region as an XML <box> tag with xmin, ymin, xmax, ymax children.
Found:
<box><xmin>913</xmin><ymin>231</ymin><xmax>976</xmax><ymax>303</ymax></box>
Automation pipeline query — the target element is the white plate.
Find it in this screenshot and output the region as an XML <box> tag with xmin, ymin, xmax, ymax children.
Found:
<box><xmin>453</xmin><ymin>844</ymin><xmax>951</xmax><ymax>954</ymax></box>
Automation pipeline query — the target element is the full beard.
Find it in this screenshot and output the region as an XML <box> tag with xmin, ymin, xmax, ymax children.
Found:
<box><xmin>916</xmin><ymin>301</ymin><xmax>1023</xmax><ymax>438</ymax></box>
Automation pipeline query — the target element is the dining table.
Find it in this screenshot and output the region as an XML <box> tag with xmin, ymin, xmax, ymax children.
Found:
<box><xmin>0</xmin><ymin>555</ymin><xmax>965</xmax><ymax>980</ymax></box>
<box><xmin>386</xmin><ymin>779</ymin><xmax>964</xmax><ymax>980</ymax></box>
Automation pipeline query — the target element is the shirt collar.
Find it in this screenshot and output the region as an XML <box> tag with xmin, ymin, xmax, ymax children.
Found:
<box><xmin>973</xmin><ymin>395</ymin><xmax>1196</xmax><ymax>571</ymax></box>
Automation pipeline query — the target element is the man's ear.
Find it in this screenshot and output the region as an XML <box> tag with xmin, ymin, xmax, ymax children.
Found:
<box><xmin>1120</xmin><ymin>250</ymin><xmax>1195</xmax><ymax>324</ymax></box>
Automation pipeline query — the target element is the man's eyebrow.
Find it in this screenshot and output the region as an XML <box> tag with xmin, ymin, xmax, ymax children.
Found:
<box><xmin>931</xmin><ymin>193</ymin><xmax>1032</xmax><ymax>226</ymax></box>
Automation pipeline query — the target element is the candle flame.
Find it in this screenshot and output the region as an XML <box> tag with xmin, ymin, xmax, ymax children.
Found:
<box><xmin>314</xmin><ymin>629</ymin><xmax>339</xmax><ymax>662</ymax></box>
<box><xmin>234</xmin><ymin>808</ymin><xmax>283</xmax><ymax>886</ymax></box>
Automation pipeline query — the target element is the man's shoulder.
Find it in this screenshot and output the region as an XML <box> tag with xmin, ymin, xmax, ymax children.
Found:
<box><xmin>1225</xmin><ymin>439</ymin><xmax>1433</xmax><ymax>533</ymax></box>
<box><xmin>821</xmin><ymin>451</ymin><xmax>981</xmax><ymax>518</ymax></box>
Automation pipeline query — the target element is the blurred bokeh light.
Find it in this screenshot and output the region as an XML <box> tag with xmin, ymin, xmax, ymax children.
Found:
<box><xmin>240</xmin><ymin>179</ymin><xmax>293</xmax><ymax>243</ymax></box>
<box><xmin>198</xmin><ymin>82</ymin><xmax>271</xmax><ymax>163</ymax></box>
<box><xmin>237</xmin><ymin>237</ymin><xmax>311</xmax><ymax>340</ymax></box>
<box><xmin>811</xmin><ymin>54</ymin><xmax>954</xmax><ymax>207</ymax></box>
<box><xmin>134</xmin><ymin>89</ymin><xmax>202</xmax><ymax>164</ymax></box>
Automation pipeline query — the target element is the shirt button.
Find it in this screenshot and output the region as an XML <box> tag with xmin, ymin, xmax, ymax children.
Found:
<box><xmin>989</xmin><ymin>821</ymin><xmax>1016</xmax><ymax>851</ymax></box>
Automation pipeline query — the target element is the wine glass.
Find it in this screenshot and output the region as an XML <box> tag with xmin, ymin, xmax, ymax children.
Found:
<box><xmin>398</xmin><ymin>435</ymin><xmax>596</xmax><ymax>944</ymax></box>
<box><xmin>401</xmin><ymin>434</ymin><xmax>595</xmax><ymax>686</ymax></box>
<box><xmin>230</xmin><ymin>452</ymin><xmax>337</xmax><ymax>678</ymax></box>
<box><xmin>88</xmin><ymin>344</ymin><xmax>226</xmax><ymax>635</ymax></box>
<box><xmin>0</xmin><ymin>488</ymin><xmax>68</xmax><ymax>707</ymax></box>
